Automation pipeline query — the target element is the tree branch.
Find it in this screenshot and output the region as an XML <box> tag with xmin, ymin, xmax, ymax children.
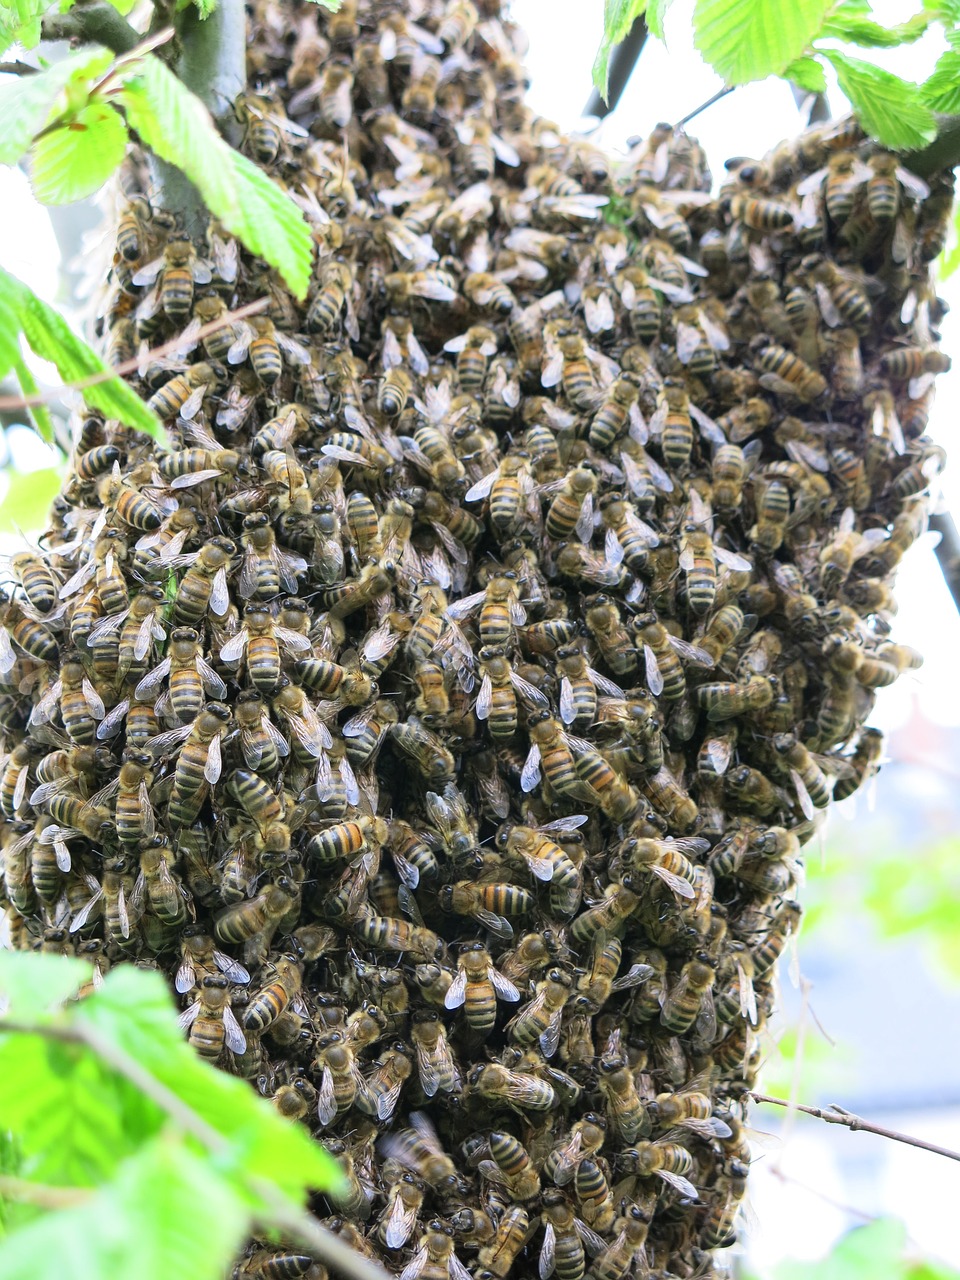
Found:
<box><xmin>583</xmin><ymin>15</ymin><xmax>648</xmax><ymax>121</ymax></box>
<box><xmin>147</xmin><ymin>0</ymin><xmax>246</xmax><ymax>238</ymax></box>
<box><xmin>906</xmin><ymin>113</ymin><xmax>960</xmax><ymax>178</ymax></box>
<box><xmin>0</xmin><ymin>1175</ymin><xmax>92</xmax><ymax>1209</ymax></box>
<box><xmin>40</xmin><ymin>2</ymin><xmax>140</xmax><ymax>54</ymax></box>
<box><xmin>750</xmin><ymin>1092</ymin><xmax>960</xmax><ymax>1163</ymax></box>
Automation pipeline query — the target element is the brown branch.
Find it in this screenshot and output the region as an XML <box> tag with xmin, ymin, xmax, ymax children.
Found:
<box><xmin>40</xmin><ymin>2</ymin><xmax>140</xmax><ymax>55</ymax></box>
<box><xmin>0</xmin><ymin>297</ymin><xmax>270</xmax><ymax>414</ymax></box>
<box><xmin>750</xmin><ymin>1092</ymin><xmax>960</xmax><ymax>1163</ymax></box>
<box><xmin>0</xmin><ymin>1175</ymin><xmax>92</xmax><ymax>1209</ymax></box>
<box><xmin>0</xmin><ymin>1017</ymin><xmax>390</xmax><ymax>1280</ymax></box>
<box><xmin>0</xmin><ymin>61</ymin><xmax>39</xmax><ymax>76</ymax></box>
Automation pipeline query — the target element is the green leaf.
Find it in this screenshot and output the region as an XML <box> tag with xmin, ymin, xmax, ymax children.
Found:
<box><xmin>307</xmin><ymin>0</ymin><xmax>343</xmax><ymax>8</ymax></box>
<box><xmin>118</xmin><ymin>56</ymin><xmax>313</xmax><ymax>298</ymax></box>
<box><xmin>1</xmin><ymin>268</ymin><xmax>166</xmax><ymax>443</ymax></box>
<box><xmin>645</xmin><ymin>0</ymin><xmax>673</xmax><ymax>38</ymax></box>
<box><xmin>824</xmin><ymin>50</ymin><xmax>937</xmax><ymax>148</ymax></box>
<box><xmin>0</xmin><ymin>289</ymin><xmax>22</xmax><ymax>384</ymax></box>
<box><xmin>593</xmin><ymin>0</ymin><xmax>647</xmax><ymax>100</ymax></box>
<box><xmin>693</xmin><ymin>0</ymin><xmax>833</xmax><ymax>85</ymax></box>
<box><xmin>0</xmin><ymin>951</ymin><xmax>89</xmax><ymax>1014</ymax></box>
<box><xmin>74</xmin><ymin>968</ymin><xmax>345</xmax><ymax>1201</ymax></box>
<box><xmin>9</xmin><ymin>354</ymin><xmax>56</xmax><ymax>447</ymax></box>
<box><xmin>0</xmin><ymin>1137</ymin><xmax>248</xmax><ymax>1280</ymax></box>
<box><xmin>29</xmin><ymin>101</ymin><xmax>128</xmax><ymax>204</ymax></box>
<box><xmin>0</xmin><ymin>466</ymin><xmax>64</xmax><ymax>534</ymax></box>
<box><xmin>921</xmin><ymin>49</ymin><xmax>960</xmax><ymax>111</ymax></box>
<box><xmin>0</xmin><ymin>0</ymin><xmax>49</xmax><ymax>54</ymax></box>
<box><xmin>820</xmin><ymin>4</ymin><xmax>930</xmax><ymax>46</ymax></box>
<box><xmin>105</xmin><ymin>0</ymin><xmax>139</xmax><ymax>13</ymax></box>
<box><xmin>0</xmin><ymin>47</ymin><xmax>111</xmax><ymax>165</ymax></box>
<box><xmin>785</xmin><ymin>55</ymin><xmax>827</xmax><ymax>93</ymax></box>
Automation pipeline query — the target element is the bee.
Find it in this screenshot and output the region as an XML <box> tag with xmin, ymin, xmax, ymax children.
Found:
<box><xmin>539</xmin><ymin>1189</ymin><xmax>606</xmax><ymax>1280</ymax></box>
<box><xmin>496</xmin><ymin>819</ymin><xmax>583</xmax><ymax>917</ymax></box>
<box><xmin>587</xmin><ymin>1205</ymin><xmax>652</xmax><ymax>1280</ymax></box>
<box><xmin>171</xmin><ymin>537</ymin><xmax>235</xmax><ymax>626</ymax></box>
<box><xmin>467</xmin><ymin>1061</ymin><xmax>556</xmax><ymax>1113</ymax></box>
<box><xmin>322</xmin><ymin>561</ymin><xmax>397</xmax><ymax>620</ymax></box>
<box><xmin>474</xmin><ymin>645</ymin><xmax>548</xmax><ymax>739</ymax></box>
<box><xmin>220</xmin><ymin>603</ymin><xmax>311</xmax><ymax>693</ymax></box>
<box><xmin>632</xmin><ymin>614</ymin><xmax>713</xmax><ymax>702</ymax></box>
<box><xmin>398</xmin><ymin>1221</ymin><xmax>471</xmax><ymax>1280</ymax></box>
<box><xmin>135</xmin><ymin>626</ymin><xmax>226</xmax><ymax>724</ymax></box>
<box><xmin>729</xmin><ymin>193</ymin><xmax>795</xmax><ymax>231</ymax></box>
<box><xmin>440</xmin><ymin>879</ymin><xmax>534</xmax><ymax>942</ymax></box>
<box><xmin>700</xmin><ymin>1157</ymin><xmax>750</xmax><ymax>1248</ymax></box>
<box><xmin>156</xmin><ymin>701</ymin><xmax>230</xmax><ymax>828</ymax></box>
<box><xmin>583</xmin><ymin>595</ymin><xmax>637</xmax><ymax>680</ymax></box>
<box><xmin>243</xmin><ymin>954</ymin><xmax>303</xmax><ymax>1032</ymax></box>
<box><xmin>133</xmin><ymin>240</ymin><xmax>213</xmax><ymax>318</ymax></box>
<box><xmin>378</xmin><ymin>1171</ymin><xmax>426</xmax><ymax>1250</ymax></box>
<box><xmin>443</xmin><ymin>325</ymin><xmax>498</xmax><ymax>394</ymax></box>
<box><xmin>751</xmin><ymin>336</ymin><xmax>827</xmax><ymax>400</ymax></box>
<box><xmin>237</xmin><ymin>513</ymin><xmax>307</xmax><ymax>601</ymax></box>
<box><xmin>506</xmin><ymin>967</ymin><xmax>572</xmax><ymax>1058</ymax></box>
<box><xmin>477</xmin><ymin>1132</ymin><xmax>541</xmax><ymax>1201</ymax></box>
<box><xmin>9</xmin><ymin>551</ymin><xmax>60</xmax><ymax>615</ymax></box>
<box><xmin>311</xmin><ymin>1029</ymin><xmax>362</xmax><ymax>1127</ymax></box>
<box><xmin>177</xmin><ymin>973</ymin><xmax>247</xmax><ymax>1060</ymax></box>
<box><xmin>618</xmin><ymin>1134</ymin><xmax>697</xmax><ymax>1199</ymax></box>
<box><xmin>307</xmin><ymin>813</ymin><xmax>388</xmax><ymax>865</ymax></box>
<box><xmin>543</xmin><ymin>468</ymin><xmax>598</xmax><ymax>542</ymax></box>
<box><xmin>410</xmin><ymin>1009</ymin><xmax>460</xmax><ymax>1097</ymax></box>
<box><xmin>213</xmin><ymin>876</ymin><xmax>296</xmax><ymax>949</ymax></box>
<box><xmin>352</xmin><ymin>911</ymin><xmax>443</xmax><ymax>961</ymax></box>
<box><xmin>381</xmin><ymin>1112</ymin><xmax>463</xmax><ymax>1201</ymax></box>
<box><xmin>475</xmin><ymin>1206</ymin><xmax>530</xmax><ymax>1280</ymax></box>
<box><xmin>389</xmin><ymin>716</ymin><xmax>457</xmax><ymax>782</ymax></box>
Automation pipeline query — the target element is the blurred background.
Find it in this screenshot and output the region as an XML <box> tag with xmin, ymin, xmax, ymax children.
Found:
<box><xmin>1</xmin><ymin>2</ymin><xmax>959</xmax><ymax>1275</ymax></box>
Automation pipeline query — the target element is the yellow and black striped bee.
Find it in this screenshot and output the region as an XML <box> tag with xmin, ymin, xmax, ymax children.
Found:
<box><xmin>133</xmin><ymin>240</ymin><xmax>214</xmax><ymax>319</ymax></box>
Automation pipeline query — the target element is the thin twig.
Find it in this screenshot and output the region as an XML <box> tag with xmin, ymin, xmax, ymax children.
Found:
<box><xmin>674</xmin><ymin>85</ymin><xmax>734</xmax><ymax>129</ymax></box>
<box><xmin>0</xmin><ymin>62</ymin><xmax>39</xmax><ymax>77</ymax></box>
<box><xmin>0</xmin><ymin>297</ymin><xmax>270</xmax><ymax>414</ymax></box>
<box><xmin>0</xmin><ymin>1017</ymin><xmax>390</xmax><ymax>1280</ymax></box>
<box><xmin>0</xmin><ymin>1174</ymin><xmax>92</xmax><ymax>1209</ymax></box>
<box><xmin>750</xmin><ymin>1092</ymin><xmax>960</xmax><ymax>1163</ymax></box>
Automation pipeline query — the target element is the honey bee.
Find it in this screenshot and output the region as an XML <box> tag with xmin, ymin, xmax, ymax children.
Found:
<box><xmin>467</xmin><ymin>1060</ymin><xmax>556</xmax><ymax>1113</ymax></box>
<box><xmin>632</xmin><ymin>614</ymin><xmax>714</xmax><ymax>702</ymax></box>
<box><xmin>506</xmin><ymin>967</ymin><xmax>572</xmax><ymax>1058</ymax></box>
<box><xmin>618</xmin><ymin>1134</ymin><xmax>698</xmax><ymax>1199</ymax></box>
<box><xmin>133</xmin><ymin>240</ymin><xmax>214</xmax><ymax>318</ymax></box>
<box><xmin>378</xmin><ymin>1171</ymin><xmax>426</xmax><ymax>1249</ymax></box>
<box><xmin>398</xmin><ymin>1221</ymin><xmax>471</xmax><ymax>1280</ymax></box>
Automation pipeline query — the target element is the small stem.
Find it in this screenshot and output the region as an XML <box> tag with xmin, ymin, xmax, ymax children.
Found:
<box><xmin>0</xmin><ymin>1175</ymin><xmax>92</xmax><ymax>1209</ymax></box>
<box><xmin>750</xmin><ymin>1092</ymin><xmax>960</xmax><ymax>1163</ymax></box>
<box><xmin>675</xmin><ymin>85</ymin><xmax>734</xmax><ymax>129</ymax></box>
<box><xmin>41</xmin><ymin>2</ymin><xmax>140</xmax><ymax>54</ymax></box>
<box><xmin>929</xmin><ymin>510</ymin><xmax>960</xmax><ymax>616</ymax></box>
<box><xmin>0</xmin><ymin>62</ymin><xmax>39</xmax><ymax>76</ymax></box>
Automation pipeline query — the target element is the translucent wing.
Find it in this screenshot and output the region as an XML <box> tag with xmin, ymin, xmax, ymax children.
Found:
<box><xmin>559</xmin><ymin>676</ymin><xmax>577</xmax><ymax>725</ymax></box>
<box><xmin>223</xmin><ymin>1006</ymin><xmax>247</xmax><ymax>1054</ymax></box>
<box><xmin>521</xmin><ymin>743</ymin><xmax>542</xmax><ymax>792</ymax></box>
<box><xmin>644</xmin><ymin>645</ymin><xmax>664</xmax><ymax>697</ymax></box>
<box><xmin>204</xmin><ymin>734</ymin><xmax>222</xmax><ymax>785</ymax></box>
<box><xmin>652</xmin><ymin>865</ymin><xmax>696</xmax><ymax>900</ymax></box>
<box><xmin>176</xmin><ymin>1000</ymin><xmax>201</xmax><ymax>1031</ymax></box>
<box><xmin>490</xmin><ymin>969</ymin><xmax>521</xmax><ymax>1001</ymax></box>
<box><xmin>657</xmin><ymin>1169</ymin><xmax>698</xmax><ymax>1199</ymax></box>
<box><xmin>444</xmin><ymin>966</ymin><xmax>468</xmax><ymax>1009</ymax></box>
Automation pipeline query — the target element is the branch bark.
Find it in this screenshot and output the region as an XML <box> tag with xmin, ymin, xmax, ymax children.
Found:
<box><xmin>906</xmin><ymin>113</ymin><xmax>960</xmax><ymax>178</ymax></box>
<box><xmin>750</xmin><ymin>1092</ymin><xmax>960</xmax><ymax>1163</ymax></box>
<box><xmin>582</xmin><ymin>15</ymin><xmax>648</xmax><ymax>122</ymax></box>
<box><xmin>41</xmin><ymin>2</ymin><xmax>140</xmax><ymax>54</ymax></box>
<box><xmin>147</xmin><ymin>0</ymin><xmax>246</xmax><ymax>238</ymax></box>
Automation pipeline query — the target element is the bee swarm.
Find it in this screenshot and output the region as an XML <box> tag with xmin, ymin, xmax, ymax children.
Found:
<box><xmin>1</xmin><ymin>1</ymin><xmax>953</xmax><ymax>1277</ymax></box>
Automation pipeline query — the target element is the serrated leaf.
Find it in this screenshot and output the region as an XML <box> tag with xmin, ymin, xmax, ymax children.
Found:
<box><xmin>0</xmin><ymin>0</ymin><xmax>48</xmax><ymax>55</ymax></box>
<box><xmin>0</xmin><ymin>1138</ymin><xmax>248</xmax><ymax>1280</ymax></box>
<box><xmin>824</xmin><ymin>50</ymin><xmax>937</xmax><ymax>149</ymax></box>
<box><xmin>1</xmin><ymin>268</ymin><xmax>166</xmax><ymax>444</ymax></box>
<box><xmin>784</xmin><ymin>55</ymin><xmax>827</xmax><ymax>93</ymax></box>
<box><xmin>821</xmin><ymin>4</ymin><xmax>930</xmax><ymax>46</ymax></box>
<box><xmin>118</xmin><ymin>56</ymin><xmax>312</xmax><ymax>298</ymax></box>
<box><xmin>693</xmin><ymin>0</ymin><xmax>833</xmax><ymax>85</ymax></box>
<box><xmin>29</xmin><ymin>101</ymin><xmax>128</xmax><ymax>204</ymax></box>
<box><xmin>921</xmin><ymin>49</ymin><xmax>960</xmax><ymax>112</ymax></box>
<box><xmin>0</xmin><ymin>47</ymin><xmax>111</xmax><ymax>166</ymax></box>
<box><xmin>0</xmin><ymin>466</ymin><xmax>64</xmax><ymax>534</ymax></box>
<box><xmin>645</xmin><ymin>0</ymin><xmax>673</xmax><ymax>39</ymax></box>
<box><xmin>593</xmin><ymin>0</ymin><xmax>647</xmax><ymax>100</ymax></box>
<box><xmin>75</xmin><ymin>967</ymin><xmax>345</xmax><ymax>1200</ymax></box>
<box><xmin>0</xmin><ymin>951</ymin><xmax>89</xmax><ymax>1014</ymax></box>
<box><xmin>9</xmin><ymin>354</ymin><xmax>56</xmax><ymax>446</ymax></box>
<box><xmin>0</xmin><ymin>292</ymin><xmax>21</xmax><ymax>384</ymax></box>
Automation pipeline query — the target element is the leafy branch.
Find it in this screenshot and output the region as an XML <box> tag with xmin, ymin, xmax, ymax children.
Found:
<box><xmin>0</xmin><ymin>952</ymin><xmax>388</xmax><ymax>1280</ymax></box>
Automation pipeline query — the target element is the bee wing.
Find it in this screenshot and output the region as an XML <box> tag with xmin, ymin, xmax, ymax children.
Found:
<box><xmin>796</xmin><ymin>166</ymin><xmax>828</xmax><ymax>197</ymax></box>
<box><xmin>715</xmin><ymin>547</ymin><xmax>752</xmax><ymax>572</ymax></box>
<box><xmin>490</xmin><ymin>132</ymin><xmax>520</xmax><ymax>166</ymax></box>
<box><xmin>70</xmin><ymin>885</ymin><xmax>104</xmax><ymax>932</ymax></box>
<box><xmin>511</xmin><ymin>671</ymin><xmax>549</xmax><ymax>709</ymax></box>
<box><xmin>384</xmin><ymin>1191</ymin><xmax>420</xmax><ymax>1248</ymax></box>
<box><xmin>174</xmin><ymin>958</ymin><xmax>196</xmax><ymax>994</ymax></box>
<box><xmin>407</xmin><ymin>334</ymin><xmax>430</xmax><ymax>376</ymax></box>
<box><xmin>276</xmin><ymin>626</ymin><xmax>312</xmax><ymax>654</ymax></box>
<box><xmin>177</xmin><ymin>999</ymin><xmax>201</xmax><ymax>1031</ymax></box>
<box><xmin>475</xmin><ymin>673</ymin><xmax>493</xmax><ymax>721</ymax></box>
<box><xmin>204</xmin><ymin>733</ymin><xmax>222</xmax><ymax>784</ymax></box>
<box><xmin>132</xmin><ymin>256</ymin><xmax>164</xmax><ymax>285</ymax></box>
<box><xmin>575</xmin><ymin>1220</ymin><xmax>607</xmax><ymax>1257</ymax></box>
<box><xmin>227</xmin><ymin>323</ymin><xmax>254</xmax><ymax>364</ymax></box>
<box><xmin>541</xmin><ymin>350</ymin><xmax>563</xmax><ymax>389</ymax></box>
<box><xmin>611</xmin><ymin>962</ymin><xmax>654</xmax><ymax>991</ymax></box>
<box><xmin>81</xmin><ymin>679</ymin><xmax>105</xmax><ymax>720</ymax></box>
<box><xmin>317</xmin><ymin>1064</ymin><xmax>338</xmax><ymax>1126</ymax></box>
<box><xmin>138</xmin><ymin>780</ymin><xmax>155</xmax><ymax>839</ymax></box>
<box><xmin>196</xmin><ymin>657</ymin><xmax>227</xmax><ymax>699</ymax></box>
<box><xmin>220</xmin><ymin>629</ymin><xmax>248</xmax><ymax>663</ymax></box>
<box><xmin>276</xmin><ymin>332</ymin><xmax>312</xmax><ymax>365</ymax></box>
<box><xmin>689</xmin><ymin>403</ymin><xmax>725</xmax><ymax>447</ymax></box>
<box><xmin>815</xmin><ymin>281</ymin><xmax>842</xmax><ymax>328</ymax></box>
<box><xmin>58</xmin><ymin>561</ymin><xmax>96</xmax><ymax>600</ymax></box>
<box><xmin>588</xmin><ymin>669</ymin><xmax>625</xmax><ymax>699</ymax></box>
<box><xmin>738</xmin><ymin>960</ymin><xmax>759</xmax><ymax>1025</ymax></box>
<box><xmin>604</xmin><ymin>527</ymin><xmax>625</xmax><ymax>569</ymax></box>
<box><xmin>559</xmin><ymin>676</ymin><xmax>577</xmax><ymax>726</ymax></box>
<box><xmin>490</xmin><ymin>969</ymin><xmax>521</xmax><ymax>1002</ymax></box>
<box><xmin>520</xmin><ymin>742</ymin><xmax>542</xmax><ymax>793</ymax></box>
<box><xmin>463</xmin><ymin>471</ymin><xmax>497</xmax><ymax>502</ymax></box>
<box><xmin>575</xmin><ymin>492</ymin><xmax>595</xmax><ymax>544</ymax></box>
<box><xmin>790</xmin><ymin>768</ymin><xmax>815</xmax><ymax>821</ymax></box>
<box><xmin>214</xmin><ymin>951</ymin><xmax>250</xmax><ymax>984</ymax></box>
<box><xmin>657</xmin><ymin>1168</ymin><xmax>698</xmax><ymax>1199</ymax></box>
<box><xmin>223</xmin><ymin>1005</ymin><xmax>247</xmax><ymax>1054</ymax></box>
<box><xmin>668</xmin><ymin>635</ymin><xmax>715</xmax><ymax>668</ymax></box>
<box><xmin>647</xmin><ymin>863</ymin><xmax>694</xmax><ymax>900</ymax></box>
<box><xmin>444</xmin><ymin>965</ymin><xmax>468</xmax><ymax>1009</ymax></box>
<box><xmin>539</xmin><ymin>1222</ymin><xmax>556</xmax><ymax>1279</ymax></box>
<box><xmin>179</xmin><ymin>386</ymin><xmax>207</xmax><ymax>422</ymax></box>
<box><xmin>134</xmin><ymin>657</ymin><xmax>171</xmax><ymax>700</ymax></box>
<box><xmin>445</xmin><ymin>589</ymin><xmax>485</xmax><ymax>619</ymax></box>
<box><xmin>399</xmin><ymin>1247</ymin><xmax>429</xmax><ymax>1280</ymax></box>
<box><xmin>675</xmin><ymin>321</ymin><xmax>702</xmax><ymax>365</ymax></box>
<box><xmin>695</xmin><ymin>988</ymin><xmax>717</xmax><ymax>1043</ymax></box>
<box><xmin>476</xmin><ymin>909</ymin><xmax>514</xmax><ymax>941</ymax></box>
<box><xmin>540</xmin><ymin>1009</ymin><xmax>563</xmax><ymax>1059</ymax></box>
<box><xmin>144</xmin><ymin>724</ymin><xmax>192</xmax><ymax>759</ymax></box>
<box><xmin>643</xmin><ymin>645</ymin><xmax>664</xmax><ymax>697</ymax></box>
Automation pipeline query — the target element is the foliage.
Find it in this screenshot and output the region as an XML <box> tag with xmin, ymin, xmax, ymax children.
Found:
<box><xmin>747</xmin><ymin>1218</ymin><xmax>960</xmax><ymax>1280</ymax></box>
<box><xmin>0</xmin><ymin>952</ymin><xmax>345</xmax><ymax>1280</ymax></box>
<box><xmin>0</xmin><ymin>42</ymin><xmax>312</xmax><ymax>298</ymax></box>
<box><xmin>594</xmin><ymin>0</ymin><xmax>952</xmax><ymax>152</ymax></box>
<box><xmin>0</xmin><ymin>267</ymin><xmax>165</xmax><ymax>446</ymax></box>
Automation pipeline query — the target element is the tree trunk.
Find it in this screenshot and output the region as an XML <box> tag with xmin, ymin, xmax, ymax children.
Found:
<box><xmin>2</xmin><ymin>2</ymin><xmax>950</xmax><ymax>1278</ymax></box>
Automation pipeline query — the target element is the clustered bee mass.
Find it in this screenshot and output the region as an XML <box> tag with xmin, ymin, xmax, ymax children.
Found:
<box><xmin>0</xmin><ymin>0</ymin><xmax>952</xmax><ymax>1277</ymax></box>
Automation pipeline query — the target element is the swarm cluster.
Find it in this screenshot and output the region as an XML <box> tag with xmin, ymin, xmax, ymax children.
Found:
<box><xmin>0</xmin><ymin>0</ymin><xmax>954</xmax><ymax>1277</ymax></box>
